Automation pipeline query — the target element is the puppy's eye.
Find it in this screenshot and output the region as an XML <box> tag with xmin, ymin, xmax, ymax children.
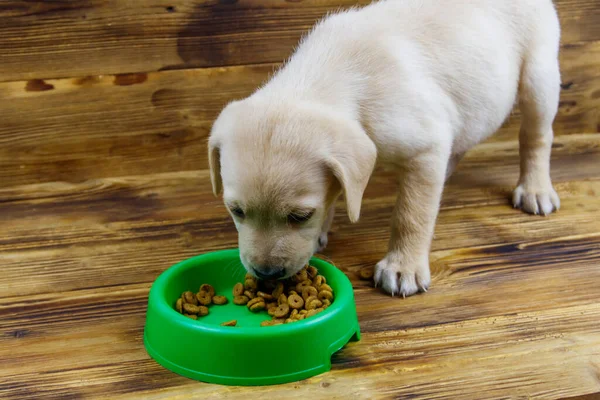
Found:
<box><xmin>230</xmin><ymin>207</ymin><xmax>245</xmax><ymax>218</ymax></box>
<box><xmin>287</xmin><ymin>210</ymin><xmax>314</xmax><ymax>224</ymax></box>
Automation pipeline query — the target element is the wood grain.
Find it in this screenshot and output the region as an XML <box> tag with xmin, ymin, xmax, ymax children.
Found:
<box><xmin>1</xmin><ymin>134</ymin><xmax>600</xmax><ymax>399</ymax></box>
<box><xmin>0</xmin><ymin>0</ymin><xmax>597</xmax><ymax>82</ymax></box>
<box><xmin>1</xmin><ymin>0</ymin><xmax>599</xmax><ymax>398</ymax></box>
<box><xmin>1</xmin><ymin>40</ymin><xmax>599</xmax><ymax>188</ymax></box>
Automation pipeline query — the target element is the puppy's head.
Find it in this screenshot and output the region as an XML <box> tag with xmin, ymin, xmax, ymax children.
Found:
<box><xmin>208</xmin><ymin>98</ymin><xmax>376</xmax><ymax>279</ymax></box>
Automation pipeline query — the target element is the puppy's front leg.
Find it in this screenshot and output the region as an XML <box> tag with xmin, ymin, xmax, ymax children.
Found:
<box><xmin>374</xmin><ymin>150</ymin><xmax>449</xmax><ymax>297</ymax></box>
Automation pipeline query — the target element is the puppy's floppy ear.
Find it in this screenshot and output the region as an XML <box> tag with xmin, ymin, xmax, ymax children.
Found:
<box><xmin>208</xmin><ymin>100</ymin><xmax>241</xmax><ymax>197</ymax></box>
<box><xmin>208</xmin><ymin>139</ymin><xmax>222</xmax><ymax>197</ymax></box>
<box><xmin>324</xmin><ymin>119</ymin><xmax>377</xmax><ymax>223</ymax></box>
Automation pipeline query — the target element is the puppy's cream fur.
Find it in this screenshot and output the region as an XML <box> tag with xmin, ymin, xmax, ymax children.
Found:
<box><xmin>209</xmin><ymin>0</ymin><xmax>561</xmax><ymax>295</ymax></box>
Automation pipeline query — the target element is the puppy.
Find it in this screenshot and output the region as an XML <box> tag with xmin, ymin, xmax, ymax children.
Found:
<box><xmin>208</xmin><ymin>0</ymin><xmax>561</xmax><ymax>296</ymax></box>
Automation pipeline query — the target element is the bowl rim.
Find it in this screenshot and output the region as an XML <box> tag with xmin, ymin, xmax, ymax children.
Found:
<box><xmin>148</xmin><ymin>249</ymin><xmax>355</xmax><ymax>335</ymax></box>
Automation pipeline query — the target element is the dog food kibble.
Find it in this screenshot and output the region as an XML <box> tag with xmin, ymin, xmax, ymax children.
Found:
<box><xmin>358</xmin><ymin>267</ymin><xmax>374</xmax><ymax>280</ymax></box>
<box><xmin>318</xmin><ymin>290</ymin><xmax>334</xmax><ymax>301</ymax></box>
<box><xmin>302</xmin><ymin>286</ymin><xmax>317</xmax><ymax>300</ymax></box>
<box><xmin>198</xmin><ymin>305</ymin><xmax>209</xmax><ymax>316</ymax></box>
<box><xmin>183</xmin><ymin>303</ymin><xmax>201</xmax><ymax>315</ymax></box>
<box><xmin>212</xmin><ymin>295</ymin><xmax>228</xmax><ymax>305</ymax></box>
<box><xmin>313</xmin><ymin>275</ymin><xmax>326</xmax><ymax>287</ymax></box>
<box><xmin>173</xmin><ymin>265</ymin><xmax>334</xmax><ymax>327</ymax></box>
<box><xmin>288</xmin><ymin>294</ymin><xmax>304</xmax><ymax>309</ymax></box>
<box><xmin>199</xmin><ymin>284</ymin><xmax>215</xmax><ymax>297</ymax></box>
<box><xmin>233</xmin><ymin>283</ymin><xmax>244</xmax><ymax>296</ymax></box>
<box><xmin>174</xmin><ymin>283</ymin><xmax>229</xmax><ymax>320</ymax></box>
<box><xmin>196</xmin><ymin>291</ymin><xmax>212</xmax><ymax>306</ymax></box>
<box><xmin>244</xmin><ymin>279</ymin><xmax>258</xmax><ymax>291</ymax></box>
<box><xmin>231</xmin><ymin>264</ymin><xmax>334</xmax><ymax>326</ymax></box>
<box><xmin>233</xmin><ymin>295</ymin><xmax>250</xmax><ymax>305</ymax></box>
<box><xmin>182</xmin><ymin>291</ymin><xmax>197</xmax><ymax>305</ymax></box>
<box><xmin>257</xmin><ymin>291</ymin><xmax>273</xmax><ymax>301</ymax></box>
<box><xmin>247</xmin><ymin>297</ymin><xmax>266</xmax><ymax>312</ymax></box>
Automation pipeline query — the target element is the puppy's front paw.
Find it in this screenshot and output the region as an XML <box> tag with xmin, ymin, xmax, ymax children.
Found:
<box><xmin>374</xmin><ymin>253</ymin><xmax>430</xmax><ymax>297</ymax></box>
<box><xmin>512</xmin><ymin>182</ymin><xmax>560</xmax><ymax>216</ymax></box>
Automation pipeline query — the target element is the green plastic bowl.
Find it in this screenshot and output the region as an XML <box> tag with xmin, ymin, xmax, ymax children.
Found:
<box><xmin>143</xmin><ymin>249</ymin><xmax>360</xmax><ymax>386</ymax></box>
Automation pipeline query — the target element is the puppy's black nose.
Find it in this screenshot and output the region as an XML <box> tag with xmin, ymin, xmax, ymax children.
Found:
<box><xmin>254</xmin><ymin>267</ymin><xmax>285</xmax><ymax>280</ymax></box>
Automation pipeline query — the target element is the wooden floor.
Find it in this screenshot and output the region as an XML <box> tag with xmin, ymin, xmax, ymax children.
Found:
<box><xmin>1</xmin><ymin>1</ymin><xmax>599</xmax><ymax>399</ymax></box>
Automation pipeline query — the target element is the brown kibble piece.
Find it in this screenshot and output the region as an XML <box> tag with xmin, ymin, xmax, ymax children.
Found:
<box><xmin>233</xmin><ymin>283</ymin><xmax>244</xmax><ymax>296</ymax></box>
<box><xmin>296</xmin><ymin>279</ymin><xmax>313</xmax><ymax>293</ymax></box>
<box><xmin>318</xmin><ymin>290</ymin><xmax>333</xmax><ymax>302</ymax></box>
<box><xmin>272</xmin><ymin>282</ymin><xmax>284</xmax><ymax>299</ymax></box>
<box><xmin>305</xmin><ymin>296</ymin><xmax>323</xmax><ymax>310</ymax></box>
<box><xmin>288</xmin><ymin>294</ymin><xmax>304</xmax><ymax>309</ymax></box>
<box><xmin>302</xmin><ymin>286</ymin><xmax>318</xmax><ymax>300</ymax></box>
<box><xmin>313</xmin><ymin>275</ymin><xmax>326</xmax><ymax>287</ymax></box>
<box><xmin>198</xmin><ymin>306</ymin><xmax>209</xmax><ymax>316</ymax></box>
<box><xmin>244</xmin><ymin>279</ymin><xmax>258</xmax><ymax>291</ymax></box>
<box><xmin>306</xmin><ymin>309</ymin><xmax>319</xmax><ymax>317</ymax></box>
<box><xmin>319</xmin><ymin>283</ymin><xmax>333</xmax><ymax>293</ymax></box>
<box><xmin>247</xmin><ymin>297</ymin><xmax>266</xmax><ymax>312</ymax></box>
<box><xmin>278</xmin><ymin>293</ymin><xmax>288</xmax><ymax>305</ymax></box>
<box><xmin>183</xmin><ymin>303</ymin><xmax>200</xmax><ymax>314</ymax></box>
<box><xmin>249</xmin><ymin>301</ymin><xmax>266</xmax><ymax>312</ymax></box>
<box><xmin>182</xmin><ymin>291</ymin><xmax>198</xmax><ymax>305</ymax></box>
<box><xmin>261</xmin><ymin>318</ymin><xmax>284</xmax><ymax>326</ymax></box>
<box><xmin>273</xmin><ymin>303</ymin><xmax>290</xmax><ymax>318</ymax></box>
<box><xmin>199</xmin><ymin>284</ymin><xmax>215</xmax><ymax>297</ymax></box>
<box><xmin>196</xmin><ymin>291</ymin><xmax>212</xmax><ymax>306</ymax></box>
<box><xmin>257</xmin><ymin>291</ymin><xmax>273</xmax><ymax>301</ymax></box>
<box><xmin>307</xmin><ymin>266</ymin><xmax>318</xmax><ymax>279</ymax></box>
<box><xmin>175</xmin><ymin>264</ymin><xmax>334</xmax><ymax>326</ymax></box>
<box><xmin>233</xmin><ymin>295</ymin><xmax>250</xmax><ymax>305</ymax></box>
<box><xmin>212</xmin><ymin>295</ymin><xmax>228</xmax><ymax>305</ymax></box>
<box><xmin>292</xmin><ymin>269</ymin><xmax>308</xmax><ymax>283</ymax></box>
<box><xmin>358</xmin><ymin>267</ymin><xmax>374</xmax><ymax>280</ymax></box>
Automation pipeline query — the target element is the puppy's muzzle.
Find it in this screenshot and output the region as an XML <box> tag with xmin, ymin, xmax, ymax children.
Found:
<box><xmin>252</xmin><ymin>266</ymin><xmax>286</xmax><ymax>280</ymax></box>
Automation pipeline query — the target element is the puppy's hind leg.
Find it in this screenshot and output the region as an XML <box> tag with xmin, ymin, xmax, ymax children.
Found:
<box><xmin>512</xmin><ymin>42</ymin><xmax>561</xmax><ymax>215</ymax></box>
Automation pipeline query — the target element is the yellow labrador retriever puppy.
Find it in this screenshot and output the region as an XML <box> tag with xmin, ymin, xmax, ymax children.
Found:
<box><xmin>208</xmin><ymin>0</ymin><xmax>561</xmax><ymax>296</ymax></box>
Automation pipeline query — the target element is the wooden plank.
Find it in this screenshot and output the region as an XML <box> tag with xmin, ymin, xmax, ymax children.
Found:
<box><xmin>1</xmin><ymin>40</ymin><xmax>599</xmax><ymax>189</ymax></box>
<box><xmin>1</xmin><ymin>134</ymin><xmax>599</xmax><ymax>298</ymax></box>
<box><xmin>1</xmin><ymin>147</ymin><xmax>600</xmax><ymax>398</ymax></box>
<box><xmin>0</xmin><ymin>0</ymin><xmax>597</xmax><ymax>82</ymax></box>
<box><xmin>1</xmin><ymin>292</ymin><xmax>599</xmax><ymax>398</ymax></box>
